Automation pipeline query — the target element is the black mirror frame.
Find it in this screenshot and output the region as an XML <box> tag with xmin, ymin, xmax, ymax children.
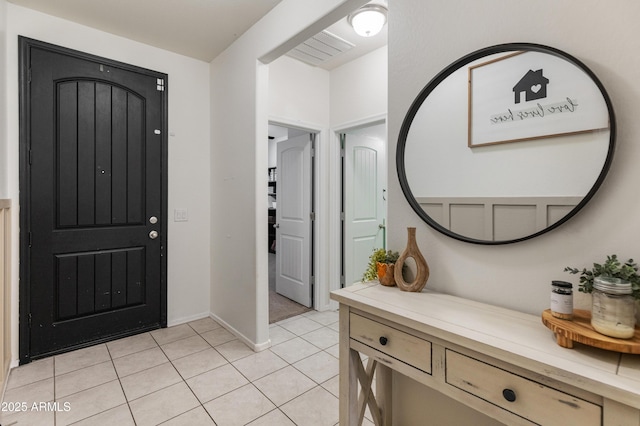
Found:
<box><xmin>396</xmin><ymin>43</ymin><xmax>616</xmax><ymax>245</ymax></box>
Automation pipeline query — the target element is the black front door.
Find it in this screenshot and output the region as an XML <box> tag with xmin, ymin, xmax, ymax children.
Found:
<box><xmin>19</xmin><ymin>37</ymin><xmax>168</xmax><ymax>363</ymax></box>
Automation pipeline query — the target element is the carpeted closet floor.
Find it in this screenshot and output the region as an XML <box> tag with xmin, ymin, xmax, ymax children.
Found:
<box><xmin>269</xmin><ymin>253</ymin><xmax>312</xmax><ymax>323</ymax></box>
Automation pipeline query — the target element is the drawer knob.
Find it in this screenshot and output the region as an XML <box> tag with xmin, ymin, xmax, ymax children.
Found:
<box><xmin>379</xmin><ymin>336</ymin><xmax>388</xmax><ymax>346</ymax></box>
<box><xmin>502</xmin><ymin>388</ymin><xmax>517</xmax><ymax>402</ymax></box>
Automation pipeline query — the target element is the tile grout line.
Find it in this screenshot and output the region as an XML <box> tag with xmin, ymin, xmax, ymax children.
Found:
<box><xmin>186</xmin><ymin>319</ymin><xmax>284</xmax><ymax>425</ymax></box>
<box><xmin>62</xmin><ymin>346</ymin><xmax>136</xmax><ymax>426</ymax></box>
<box><xmin>105</xmin><ymin>343</ymin><xmax>138</xmax><ymax>426</ymax></box>
<box><xmin>53</xmin><ymin>356</ymin><xmax>57</xmax><ymax>426</ymax></box>
<box><xmin>134</xmin><ymin>336</ymin><xmax>202</xmax><ymax>422</ymax></box>
<box><xmin>255</xmin><ymin>319</ymin><xmax>339</xmax><ymax>424</ymax></box>
<box><xmin>158</xmin><ymin>323</ymin><xmax>215</xmax><ymax>422</ymax></box>
<box><xmin>199</xmin><ymin>315</ymin><xmax>338</xmax><ymax>425</ymax></box>
<box><xmin>4</xmin><ymin>312</ymin><xmax>340</xmax><ymax>425</ymax></box>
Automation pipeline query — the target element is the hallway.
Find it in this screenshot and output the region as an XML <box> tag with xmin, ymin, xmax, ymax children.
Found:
<box><xmin>1</xmin><ymin>310</ymin><xmax>373</xmax><ymax>425</ymax></box>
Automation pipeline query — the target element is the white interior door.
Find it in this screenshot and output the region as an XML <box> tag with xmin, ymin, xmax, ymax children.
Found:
<box><xmin>276</xmin><ymin>134</ymin><xmax>312</xmax><ymax>307</ymax></box>
<box><xmin>344</xmin><ymin>130</ymin><xmax>386</xmax><ymax>286</ymax></box>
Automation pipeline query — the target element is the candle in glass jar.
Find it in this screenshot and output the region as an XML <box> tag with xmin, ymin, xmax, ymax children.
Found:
<box><xmin>591</xmin><ymin>276</ymin><xmax>636</xmax><ymax>339</ymax></box>
<box><xmin>550</xmin><ymin>280</ymin><xmax>573</xmax><ymax>320</ymax></box>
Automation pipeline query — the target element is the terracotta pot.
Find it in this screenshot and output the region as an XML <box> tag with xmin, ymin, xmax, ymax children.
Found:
<box><xmin>377</xmin><ymin>262</ymin><xmax>396</xmax><ymax>286</ymax></box>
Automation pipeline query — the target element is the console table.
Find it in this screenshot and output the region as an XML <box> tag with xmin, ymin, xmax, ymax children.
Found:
<box><xmin>330</xmin><ymin>282</ymin><xmax>640</xmax><ymax>426</ymax></box>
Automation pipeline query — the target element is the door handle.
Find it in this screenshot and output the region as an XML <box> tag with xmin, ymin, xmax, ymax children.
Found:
<box><xmin>149</xmin><ymin>216</ymin><xmax>158</xmax><ymax>224</ymax></box>
<box><xmin>149</xmin><ymin>230</ymin><xmax>159</xmax><ymax>239</ymax></box>
<box><xmin>273</xmin><ymin>223</ymin><xmax>280</xmax><ymax>229</ymax></box>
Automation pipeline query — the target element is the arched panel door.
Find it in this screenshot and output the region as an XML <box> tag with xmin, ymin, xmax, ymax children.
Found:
<box><xmin>20</xmin><ymin>38</ymin><xmax>168</xmax><ymax>362</ymax></box>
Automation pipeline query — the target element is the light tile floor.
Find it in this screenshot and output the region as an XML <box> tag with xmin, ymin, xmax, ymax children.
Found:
<box><xmin>1</xmin><ymin>310</ymin><xmax>374</xmax><ymax>426</ymax></box>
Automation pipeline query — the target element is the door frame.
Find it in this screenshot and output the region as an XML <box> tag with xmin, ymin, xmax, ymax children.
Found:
<box><xmin>330</xmin><ymin>115</ymin><xmax>387</xmax><ymax>308</ymax></box>
<box><xmin>268</xmin><ymin>118</ymin><xmax>320</xmax><ymax>310</ymax></box>
<box><xmin>18</xmin><ymin>37</ymin><xmax>169</xmax><ymax>364</ymax></box>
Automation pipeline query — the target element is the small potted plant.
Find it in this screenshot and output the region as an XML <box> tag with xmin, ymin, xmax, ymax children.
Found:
<box><xmin>565</xmin><ymin>255</ymin><xmax>640</xmax><ymax>337</ymax></box>
<box><xmin>362</xmin><ymin>249</ymin><xmax>400</xmax><ymax>286</ymax></box>
<box><xmin>564</xmin><ymin>254</ymin><xmax>640</xmax><ymax>300</ymax></box>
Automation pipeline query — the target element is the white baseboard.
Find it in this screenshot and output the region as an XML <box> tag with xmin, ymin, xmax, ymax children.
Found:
<box><xmin>1</xmin><ymin>360</ymin><xmax>19</xmax><ymax>406</ymax></box>
<box><xmin>316</xmin><ymin>301</ymin><xmax>336</xmax><ymax>312</ymax></box>
<box><xmin>209</xmin><ymin>312</ymin><xmax>271</xmax><ymax>352</ymax></box>
<box><xmin>167</xmin><ymin>311</ymin><xmax>210</xmax><ymax>328</ymax></box>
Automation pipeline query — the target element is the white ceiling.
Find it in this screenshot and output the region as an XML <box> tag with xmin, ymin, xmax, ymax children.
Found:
<box><xmin>7</xmin><ymin>0</ymin><xmax>387</xmax><ymax>69</ymax></box>
<box><xmin>291</xmin><ymin>13</ymin><xmax>387</xmax><ymax>70</ymax></box>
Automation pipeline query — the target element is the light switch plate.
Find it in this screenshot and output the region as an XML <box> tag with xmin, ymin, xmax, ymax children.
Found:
<box><xmin>174</xmin><ymin>209</ymin><xmax>188</xmax><ymax>222</ymax></box>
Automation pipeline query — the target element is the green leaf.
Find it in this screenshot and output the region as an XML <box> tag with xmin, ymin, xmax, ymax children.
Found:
<box><xmin>565</xmin><ymin>254</ymin><xmax>640</xmax><ymax>300</ymax></box>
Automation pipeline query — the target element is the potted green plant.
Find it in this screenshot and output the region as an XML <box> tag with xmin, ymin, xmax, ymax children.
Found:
<box><xmin>564</xmin><ymin>254</ymin><xmax>640</xmax><ymax>300</ymax></box>
<box><xmin>565</xmin><ymin>254</ymin><xmax>640</xmax><ymax>337</ymax></box>
<box><xmin>362</xmin><ymin>248</ymin><xmax>400</xmax><ymax>286</ymax></box>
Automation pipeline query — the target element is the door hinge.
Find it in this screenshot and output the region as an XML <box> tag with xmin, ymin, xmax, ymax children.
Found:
<box><xmin>156</xmin><ymin>78</ymin><xmax>165</xmax><ymax>91</ymax></box>
<box><xmin>28</xmin><ymin>313</ymin><xmax>32</xmax><ymax>327</ymax></box>
<box><xmin>340</xmin><ymin>212</ymin><xmax>345</xmax><ymax>221</ymax></box>
<box><xmin>28</xmin><ymin>232</ymin><xmax>32</xmax><ymax>247</ymax></box>
<box><xmin>310</xmin><ymin>212</ymin><xmax>315</xmax><ymax>221</ymax></box>
<box><xmin>340</xmin><ymin>275</ymin><xmax>345</xmax><ymax>288</ymax></box>
<box><xmin>340</xmin><ymin>147</ymin><xmax>345</xmax><ymax>158</ymax></box>
<box><xmin>28</xmin><ymin>149</ymin><xmax>32</xmax><ymax>165</ymax></box>
<box><xmin>27</xmin><ymin>68</ymin><xmax>32</xmax><ymax>83</ymax></box>
<box><xmin>310</xmin><ymin>276</ymin><xmax>315</xmax><ymax>286</ymax></box>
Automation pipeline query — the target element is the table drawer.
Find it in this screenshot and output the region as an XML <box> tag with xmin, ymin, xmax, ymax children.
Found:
<box><xmin>350</xmin><ymin>313</ymin><xmax>431</xmax><ymax>373</ymax></box>
<box><xmin>446</xmin><ymin>350</ymin><xmax>601</xmax><ymax>425</ymax></box>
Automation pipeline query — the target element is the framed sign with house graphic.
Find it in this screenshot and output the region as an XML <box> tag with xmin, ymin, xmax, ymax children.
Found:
<box><xmin>468</xmin><ymin>50</ymin><xmax>609</xmax><ymax>147</ymax></box>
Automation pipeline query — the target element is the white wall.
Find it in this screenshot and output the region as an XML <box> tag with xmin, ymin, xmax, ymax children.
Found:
<box><xmin>330</xmin><ymin>45</ymin><xmax>387</xmax><ymax>127</ymax></box>
<box><xmin>0</xmin><ymin>0</ymin><xmax>7</xmax><ymax>198</ymax></box>
<box><xmin>4</xmin><ymin>4</ymin><xmax>212</xmax><ymax>363</ymax></box>
<box><xmin>209</xmin><ymin>0</ymin><xmax>369</xmax><ymax>347</ymax></box>
<box><xmin>269</xmin><ymin>55</ymin><xmax>330</xmax><ymax>126</ymax></box>
<box><xmin>389</xmin><ymin>1</ymin><xmax>640</xmax><ymax>424</ymax></box>
<box><xmin>269</xmin><ymin>44</ymin><xmax>387</xmax><ymax>133</ymax></box>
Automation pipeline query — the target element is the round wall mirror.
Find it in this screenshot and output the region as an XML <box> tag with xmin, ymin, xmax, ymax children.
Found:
<box><xmin>397</xmin><ymin>43</ymin><xmax>615</xmax><ymax>245</ymax></box>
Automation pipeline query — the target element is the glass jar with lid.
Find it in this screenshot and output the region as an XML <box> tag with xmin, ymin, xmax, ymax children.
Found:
<box><xmin>550</xmin><ymin>280</ymin><xmax>573</xmax><ymax>320</ymax></box>
<box><xmin>591</xmin><ymin>276</ymin><xmax>636</xmax><ymax>339</ymax></box>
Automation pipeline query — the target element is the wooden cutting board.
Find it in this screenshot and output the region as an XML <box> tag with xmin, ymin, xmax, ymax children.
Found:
<box><xmin>541</xmin><ymin>309</ymin><xmax>640</xmax><ymax>353</ymax></box>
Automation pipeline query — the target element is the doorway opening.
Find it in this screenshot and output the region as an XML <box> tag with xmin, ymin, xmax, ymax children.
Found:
<box><xmin>261</xmin><ymin>0</ymin><xmax>388</xmax><ymax>342</ymax></box>
<box><xmin>340</xmin><ymin>121</ymin><xmax>387</xmax><ymax>288</ymax></box>
<box><xmin>267</xmin><ymin>124</ymin><xmax>316</xmax><ymax>323</ymax></box>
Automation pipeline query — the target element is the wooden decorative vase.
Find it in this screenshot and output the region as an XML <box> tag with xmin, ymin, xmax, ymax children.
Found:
<box><xmin>394</xmin><ymin>227</ymin><xmax>429</xmax><ymax>292</ymax></box>
<box><xmin>377</xmin><ymin>262</ymin><xmax>396</xmax><ymax>286</ymax></box>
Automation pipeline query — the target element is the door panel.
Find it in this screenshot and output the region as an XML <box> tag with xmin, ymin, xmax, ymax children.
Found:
<box><xmin>55</xmin><ymin>248</ymin><xmax>145</xmax><ymax>321</ymax></box>
<box><xmin>276</xmin><ymin>134</ymin><xmax>312</xmax><ymax>307</ymax></box>
<box><xmin>20</xmin><ymin>38</ymin><xmax>167</xmax><ymax>361</ymax></box>
<box><xmin>57</xmin><ymin>82</ymin><xmax>145</xmax><ymax>228</ymax></box>
<box><xmin>344</xmin><ymin>131</ymin><xmax>386</xmax><ymax>286</ymax></box>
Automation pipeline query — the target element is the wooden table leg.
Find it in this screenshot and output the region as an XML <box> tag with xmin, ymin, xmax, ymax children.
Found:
<box><xmin>376</xmin><ymin>363</ymin><xmax>392</xmax><ymax>425</ymax></box>
<box><xmin>339</xmin><ymin>306</ymin><xmax>358</xmax><ymax>425</ymax></box>
<box><xmin>353</xmin><ymin>354</ymin><xmax>381</xmax><ymax>425</ymax></box>
<box><xmin>340</xmin><ymin>304</ymin><xmax>392</xmax><ymax>425</ymax></box>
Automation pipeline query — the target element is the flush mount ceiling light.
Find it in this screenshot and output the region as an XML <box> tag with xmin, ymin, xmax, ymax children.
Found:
<box><xmin>348</xmin><ymin>4</ymin><xmax>388</xmax><ymax>37</ymax></box>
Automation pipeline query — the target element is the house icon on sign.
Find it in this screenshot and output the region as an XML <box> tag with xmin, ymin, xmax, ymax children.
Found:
<box><xmin>512</xmin><ymin>69</ymin><xmax>549</xmax><ymax>104</ymax></box>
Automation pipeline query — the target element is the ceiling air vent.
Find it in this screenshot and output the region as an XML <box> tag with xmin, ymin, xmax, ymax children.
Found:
<box><xmin>286</xmin><ymin>30</ymin><xmax>354</xmax><ymax>67</ymax></box>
